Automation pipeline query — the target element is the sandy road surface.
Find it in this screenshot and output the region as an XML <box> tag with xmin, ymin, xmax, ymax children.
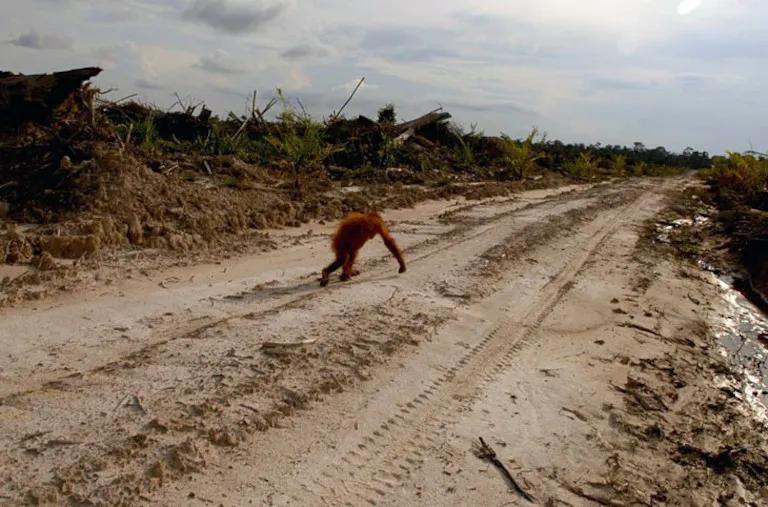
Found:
<box><xmin>2</xmin><ymin>177</ymin><xmax>765</xmax><ymax>506</ymax></box>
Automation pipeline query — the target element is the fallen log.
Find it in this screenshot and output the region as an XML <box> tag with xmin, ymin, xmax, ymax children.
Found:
<box><xmin>0</xmin><ymin>67</ymin><xmax>102</xmax><ymax>129</ymax></box>
<box><xmin>395</xmin><ymin>108</ymin><xmax>452</xmax><ymax>135</ymax></box>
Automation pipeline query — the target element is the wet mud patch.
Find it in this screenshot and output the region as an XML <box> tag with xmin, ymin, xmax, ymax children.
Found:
<box><xmin>607</xmin><ymin>321</ymin><xmax>768</xmax><ymax>505</ymax></box>
<box><xmin>639</xmin><ymin>182</ymin><xmax>768</xmax><ymax>421</ymax></box>
<box><xmin>610</xmin><ymin>186</ymin><xmax>768</xmax><ymax>505</ymax></box>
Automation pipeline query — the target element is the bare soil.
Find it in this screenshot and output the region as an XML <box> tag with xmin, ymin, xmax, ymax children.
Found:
<box><xmin>0</xmin><ymin>144</ymin><xmax>565</xmax><ymax>308</ymax></box>
<box><xmin>1</xmin><ymin>176</ymin><xmax>766</xmax><ymax>506</ymax></box>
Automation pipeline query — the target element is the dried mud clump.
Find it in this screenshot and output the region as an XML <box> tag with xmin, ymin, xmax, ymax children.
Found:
<box><xmin>40</xmin><ymin>234</ymin><xmax>100</xmax><ymax>259</ymax></box>
<box><xmin>2</xmin><ymin>228</ymin><xmax>34</xmax><ymax>264</ymax></box>
<box><xmin>164</xmin><ymin>439</ymin><xmax>206</xmax><ymax>474</ymax></box>
<box><xmin>25</xmin><ymin>485</ymin><xmax>61</xmax><ymax>506</ymax></box>
<box><xmin>35</xmin><ymin>251</ymin><xmax>58</xmax><ymax>271</ymax></box>
<box><xmin>207</xmin><ymin>427</ymin><xmax>241</xmax><ymax>447</ymax></box>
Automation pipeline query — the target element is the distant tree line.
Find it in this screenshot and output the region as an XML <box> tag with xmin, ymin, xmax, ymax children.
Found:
<box><xmin>533</xmin><ymin>139</ymin><xmax>711</xmax><ymax>171</ymax></box>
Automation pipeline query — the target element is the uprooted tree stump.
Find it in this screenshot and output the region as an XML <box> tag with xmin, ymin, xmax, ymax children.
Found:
<box><xmin>0</xmin><ymin>67</ymin><xmax>102</xmax><ymax>130</ymax></box>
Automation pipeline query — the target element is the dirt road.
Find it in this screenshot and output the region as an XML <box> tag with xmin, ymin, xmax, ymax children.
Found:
<box><xmin>2</xmin><ymin>177</ymin><xmax>766</xmax><ymax>506</ymax></box>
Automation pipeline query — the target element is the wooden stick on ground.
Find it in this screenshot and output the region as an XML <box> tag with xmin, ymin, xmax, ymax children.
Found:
<box><xmin>618</xmin><ymin>321</ymin><xmax>665</xmax><ymax>338</ymax></box>
<box><xmin>261</xmin><ymin>339</ymin><xmax>317</xmax><ymax>351</ymax></box>
<box><xmin>475</xmin><ymin>437</ymin><xmax>536</xmax><ymax>503</ymax></box>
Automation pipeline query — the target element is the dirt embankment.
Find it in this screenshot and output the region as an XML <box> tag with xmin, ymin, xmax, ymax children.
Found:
<box><xmin>0</xmin><ymin>152</ymin><xmax>566</xmax><ymax>308</ymax></box>
<box><xmin>695</xmin><ymin>154</ymin><xmax>768</xmax><ymax>308</ymax></box>
<box><xmin>721</xmin><ymin>207</ymin><xmax>768</xmax><ymax>308</ymax></box>
<box><xmin>0</xmin><ymin>97</ymin><xmax>570</xmax><ymax>307</ymax></box>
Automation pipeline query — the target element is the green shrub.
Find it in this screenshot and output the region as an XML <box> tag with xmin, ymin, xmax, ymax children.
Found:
<box><xmin>448</xmin><ymin>123</ymin><xmax>482</xmax><ymax>170</ymax></box>
<box><xmin>564</xmin><ymin>152</ymin><xmax>598</xmax><ymax>179</ymax></box>
<box><xmin>497</xmin><ymin>128</ymin><xmax>541</xmax><ymax>180</ymax></box>
<box><xmin>115</xmin><ymin>114</ymin><xmax>158</xmax><ymax>149</ymax></box>
<box><xmin>611</xmin><ymin>154</ymin><xmax>627</xmax><ymax>176</ymax></box>
<box><xmin>631</xmin><ymin>161</ymin><xmax>647</xmax><ymax>176</ymax></box>
<box><xmin>268</xmin><ymin>108</ymin><xmax>338</xmax><ymax>200</ymax></box>
<box><xmin>453</xmin><ymin>134</ymin><xmax>476</xmax><ymax>168</ymax></box>
<box><xmin>643</xmin><ymin>164</ymin><xmax>687</xmax><ymax>177</ymax></box>
<box><xmin>189</xmin><ymin>123</ymin><xmax>241</xmax><ymax>156</ymax></box>
<box><xmin>377</xmin><ymin>132</ymin><xmax>401</xmax><ymax>168</ymax></box>
<box><xmin>703</xmin><ymin>152</ymin><xmax>768</xmax><ymax>198</ymax></box>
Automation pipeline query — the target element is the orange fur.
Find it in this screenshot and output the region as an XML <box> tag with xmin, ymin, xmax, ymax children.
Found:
<box><xmin>320</xmin><ymin>212</ymin><xmax>406</xmax><ymax>286</ymax></box>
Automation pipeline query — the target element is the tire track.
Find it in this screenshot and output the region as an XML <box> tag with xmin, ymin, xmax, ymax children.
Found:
<box><xmin>295</xmin><ymin>186</ymin><xmax>664</xmax><ymax>505</ymax></box>
<box><xmin>0</xmin><ymin>184</ymin><xmax>600</xmax><ymax>404</ymax></box>
<box><xmin>1</xmin><ymin>183</ymin><xmax>606</xmax><ymax>404</ymax></box>
<box><xmin>1</xmin><ymin>180</ymin><xmax>667</xmax><ymax>505</ymax></box>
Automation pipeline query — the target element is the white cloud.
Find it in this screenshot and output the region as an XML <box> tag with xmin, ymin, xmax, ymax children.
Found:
<box><xmin>282</xmin><ymin>44</ymin><xmax>331</xmax><ymax>60</ymax></box>
<box><xmin>334</xmin><ymin>78</ymin><xmax>379</xmax><ymax>93</ymax></box>
<box><xmin>135</xmin><ymin>77</ymin><xmax>164</xmax><ymax>90</ymax></box>
<box><xmin>0</xmin><ymin>0</ymin><xmax>765</xmax><ymax>153</ymax></box>
<box><xmin>91</xmin><ymin>42</ymin><xmax>137</xmax><ymax>69</ymax></box>
<box><xmin>678</xmin><ymin>0</ymin><xmax>704</xmax><ymax>15</ymax></box>
<box><xmin>136</xmin><ymin>45</ymin><xmax>198</xmax><ymax>79</ymax></box>
<box><xmin>276</xmin><ymin>65</ymin><xmax>312</xmax><ymax>91</ymax></box>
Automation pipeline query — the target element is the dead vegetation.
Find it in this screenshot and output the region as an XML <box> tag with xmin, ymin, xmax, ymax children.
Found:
<box><xmin>0</xmin><ymin>67</ymin><xmax>707</xmax><ymax>306</ymax></box>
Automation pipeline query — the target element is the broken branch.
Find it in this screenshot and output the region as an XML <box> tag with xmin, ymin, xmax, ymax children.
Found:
<box><xmin>562</xmin><ymin>483</ymin><xmax>623</xmax><ymax>506</ymax></box>
<box><xmin>250</xmin><ymin>90</ymin><xmax>258</xmax><ymax>120</ymax></box>
<box><xmin>261</xmin><ymin>339</ymin><xmax>317</xmax><ymax>352</ymax></box>
<box><xmin>618</xmin><ymin>322</ymin><xmax>665</xmax><ymax>339</ymax></box>
<box><xmin>475</xmin><ymin>437</ymin><xmax>536</xmax><ymax>503</ymax></box>
<box><xmin>333</xmin><ymin>77</ymin><xmax>365</xmax><ymax>120</ymax></box>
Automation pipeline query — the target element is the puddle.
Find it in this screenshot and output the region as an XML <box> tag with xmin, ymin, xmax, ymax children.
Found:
<box><xmin>710</xmin><ymin>272</ymin><xmax>768</xmax><ymax>422</ymax></box>
<box><xmin>652</xmin><ymin>206</ymin><xmax>767</xmax><ymax>421</ymax></box>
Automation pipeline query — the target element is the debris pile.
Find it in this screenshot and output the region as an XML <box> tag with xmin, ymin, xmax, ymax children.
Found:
<box><xmin>0</xmin><ymin>67</ymin><xmax>102</xmax><ymax>130</ymax></box>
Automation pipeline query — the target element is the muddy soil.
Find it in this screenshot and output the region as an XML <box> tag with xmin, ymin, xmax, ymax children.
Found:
<box><xmin>1</xmin><ymin>177</ymin><xmax>766</xmax><ymax>506</ymax></box>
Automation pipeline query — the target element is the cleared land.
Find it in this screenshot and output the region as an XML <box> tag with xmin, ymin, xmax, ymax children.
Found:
<box><xmin>1</xmin><ymin>177</ymin><xmax>766</xmax><ymax>506</ymax></box>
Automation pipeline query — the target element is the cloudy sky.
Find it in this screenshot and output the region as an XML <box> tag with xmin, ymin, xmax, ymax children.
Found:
<box><xmin>2</xmin><ymin>0</ymin><xmax>766</xmax><ymax>153</ymax></box>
